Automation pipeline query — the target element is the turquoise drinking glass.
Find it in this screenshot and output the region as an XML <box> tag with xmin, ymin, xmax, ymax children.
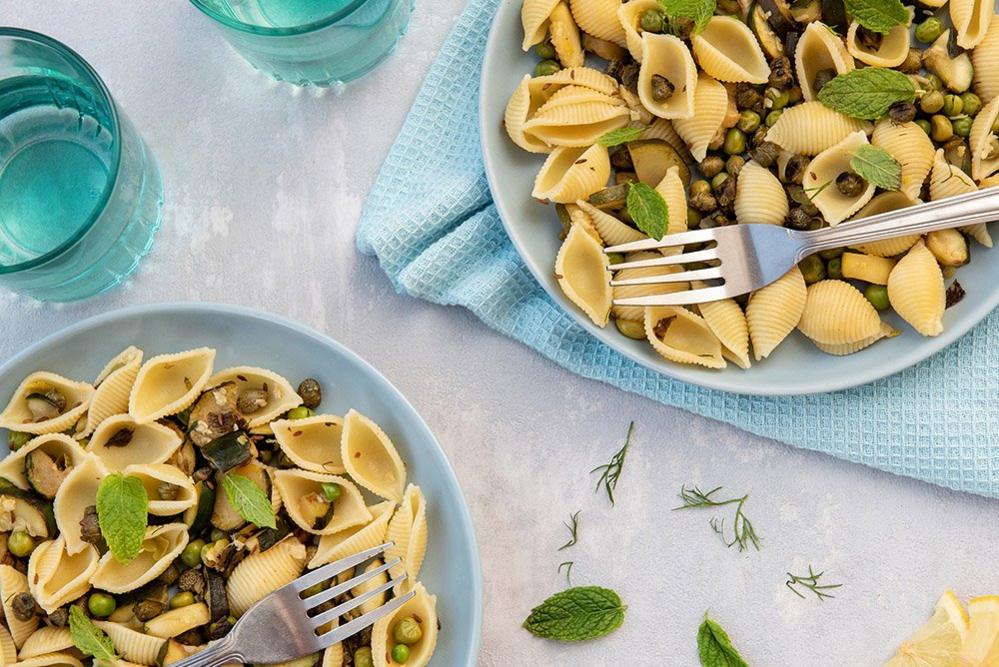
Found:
<box><xmin>0</xmin><ymin>29</ymin><xmax>164</xmax><ymax>302</ymax></box>
<box><xmin>190</xmin><ymin>0</ymin><xmax>415</xmax><ymax>88</ymax></box>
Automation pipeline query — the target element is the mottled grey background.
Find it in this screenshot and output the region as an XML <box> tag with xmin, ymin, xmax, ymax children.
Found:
<box><xmin>2</xmin><ymin>2</ymin><xmax>997</xmax><ymax>665</ymax></box>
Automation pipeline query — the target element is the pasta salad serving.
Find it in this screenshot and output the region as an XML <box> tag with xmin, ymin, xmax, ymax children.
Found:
<box><xmin>505</xmin><ymin>0</ymin><xmax>998</xmax><ymax>370</ymax></box>
<box><xmin>0</xmin><ymin>346</ymin><xmax>438</xmax><ymax>667</ymax></box>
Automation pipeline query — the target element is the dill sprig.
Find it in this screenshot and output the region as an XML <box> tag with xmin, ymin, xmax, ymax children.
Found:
<box><xmin>674</xmin><ymin>485</ymin><xmax>761</xmax><ymax>552</ymax></box>
<box><xmin>558</xmin><ymin>511</ymin><xmax>581</xmax><ymax>551</ymax></box>
<box><xmin>786</xmin><ymin>565</ymin><xmax>842</xmax><ymax>601</ymax></box>
<box><xmin>557</xmin><ymin>561</ymin><xmax>574</xmax><ymax>585</ymax></box>
<box><xmin>591</xmin><ymin>422</ymin><xmax>634</xmax><ymax>506</ymax></box>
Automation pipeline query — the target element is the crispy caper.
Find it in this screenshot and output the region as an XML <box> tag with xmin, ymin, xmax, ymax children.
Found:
<box><xmin>726</xmin><ymin>155</ymin><xmax>745</xmax><ymax>178</ymax></box>
<box><xmin>297</xmin><ymin>378</ymin><xmax>322</xmax><ymax>410</ymax></box>
<box><xmin>650</xmin><ymin>74</ymin><xmax>674</xmax><ymax>103</ymax></box>
<box><xmin>811</xmin><ymin>68</ymin><xmax>837</xmax><ymax>94</ymax></box>
<box><xmin>236</xmin><ymin>388</ymin><xmax>269</xmax><ymax>415</ymax></box>
<box><xmin>768</xmin><ymin>56</ymin><xmax>793</xmax><ymax>89</ymax></box>
<box><xmin>835</xmin><ymin>172</ymin><xmax>866</xmax><ymax>197</ymax></box>
<box><xmin>698</xmin><ymin>156</ymin><xmax>725</xmax><ymax>178</ymax></box>
<box><xmin>888</xmin><ymin>101</ymin><xmax>916</xmax><ymax>124</ymax></box>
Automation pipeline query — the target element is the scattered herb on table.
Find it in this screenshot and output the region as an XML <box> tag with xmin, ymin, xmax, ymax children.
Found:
<box><xmin>523</xmin><ymin>586</ymin><xmax>626</xmax><ymax>641</ymax></box>
<box><xmin>674</xmin><ymin>485</ymin><xmax>760</xmax><ymax>552</ymax></box>
<box><xmin>698</xmin><ymin>614</ymin><xmax>748</xmax><ymax>667</ymax></box>
<box><xmin>559</xmin><ymin>510</ymin><xmax>581</xmax><ymax>551</ymax></box>
<box><xmin>591</xmin><ymin>422</ymin><xmax>634</xmax><ymax>506</ymax></box>
<box><xmin>558</xmin><ymin>561</ymin><xmax>575</xmax><ymax>586</ymax></box>
<box><xmin>786</xmin><ymin>565</ymin><xmax>843</xmax><ymax>601</ymax></box>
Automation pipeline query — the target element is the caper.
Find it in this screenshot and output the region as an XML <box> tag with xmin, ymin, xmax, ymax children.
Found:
<box><xmin>798</xmin><ymin>256</ymin><xmax>826</xmax><ymax>285</ymax></box>
<box><xmin>915</xmin><ymin>119</ymin><xmax>933</xmax><ymax>135</ymax></box>
<box><xmin>960</xmin><ymin>92</ymin><xmax>982</xmax><ymax>117</ymax></box>
<box><xmin>236</xmin><ymin>388</ymin><xmax>269</xmax><ymax>415</ymax></box>
<box><xmin>953</xmin><ymin>116</ymin><xmax>973</xmax><ymax>137</ymax></box>
<box><xmin>723</xmin><ymin>128</ymin><xmax>747</xmax><ymax>155</ymax></box>
<box><xmin>899</xmin><ymin>49</ymin><xmax>922</xmax><ymax>74</ymax></box>
<box><xmin>7</xmin><ymin>431</ymin><xmax>30</xmax><ymax>451</ymax></box>
<box><xmin>690</xmin><ymin>191</ymin><xmax>718</xmax><ymax>213</ymax></box>
<box><xmin>930</xmin><ymin>115</ymin><xmax>953</xmax><ymax>142</ymax></box>
<box><xmin>787</xmin><ymin>86</ymin><xmax>803</xmax><ymax>104</ymax></box>
<box><xmin>534</xmin><ymin>59</ymin><xmax>561</xmax><ymax>77</ymax></box>
<box><xmin>765</xmin><ymin>110</ymin><xmax>783</xmax><ymax>126</ymax></box>
<box><xmin>615</xmin><ymin>318</ymin><xmax>646</xmax><ymax>340</ymax></box>
<box><xmin>650</xmin><ymin>74</ymin><xmax>675</xmax><ymax>103</ymax></box>
<box><xmin>811</xmin><ymin>68</ymin><xmax>837</xmax><ymax>94</ymax></box>
<box><xmin>296</xmin><ymin>378</ymin><xmax>322</xmax><ymax>409</ymax></box>
<box><xmin>737</xmin><ymin>110</ymin><xmax>761</xmax><ymax>133</ymax></box>
<box><xmin>782</xmin><ymin>155</ymin><xmax>808</xmax><ymax>185</ymax></box>
<box><xmin>785</xmin><ymin>208</ymin><xmax>812</xmax><ymax>231</ymax></box>
<box><xmin>920</xmin><ymin>90</ymin><xmax>945</xmax><ymax>114</ymax></box>
<box><xmin>915</xmin><ymin>17</ymin><xmax>944</xmax><ymax>44</ymax></box>
<box><xmin>835</xmin><ymin>172</ymin><xmax>866</xmax><ymax>197</ymax></box>
<box><xmin>354</xmin><ymin>648</ymin><xmax>374</xmax><ymax>667</ymax></box>
<box><xmin>7</xmin><ymin>531</ymin><xmax>34</xmax><ymax>558</ymax></box>
<box><xmin>157</xmin><ymin>482</ymin><xmax>180</xmax><ymax>501</ymax></box>
<box><xmin>698</xmin><ymin>156</ymin><xmax>725</xmax><ymax>178</ymax></box>
<box><xmin>393</xmin><ymin>617</ymin><xmax>424</xmax><ymax>645</ymax></box>
<box><xmin>750</xmin><ymin>141</ymin><xmax>780</xmax><ymax>167</ymax></box>
<box><xmin>864</xmin><ymin>284</ymin><xmax>891</xmax><ymax>311</ymax></box>
<box><xmin>826</xmin><ymin>257</ymin><xmax>843</xmax><ymax>280</ymax></box>
<box><xmin>639</xmin><ymin>8</ymin><xmax>666</xmax><ymax>33</ymax></box>
<box><xmin>169</xmin><ymin>592</ymin><xmax>195</xmax><ymax>609</ymax></box>
<box><xmin>765</xmin><ymin>87</ymin><xmax>789</xmax><ymax>110</ymax></box>
<box><xmin>888</xmin><ymin>101</ymin><xmax>916</xmax><ymax>124</ymax></box>
<box><xmin>534</xmin><ymin>41</ymin><xmax>556</xmax><ymax>61</ymax></box>
<box><xmin>942</xmin><ymin>94</ymin><xmax>964</xmax><ymax>117</ymax></box>
<box><xmin>726</xmin><ymin>155</ymin><xmax>745</xmax><ymax>178</ymax></box>
<box><xmin>768</xmin><ymin>56</ymin><xmax>793</xmax><ymax>89</ymax></box>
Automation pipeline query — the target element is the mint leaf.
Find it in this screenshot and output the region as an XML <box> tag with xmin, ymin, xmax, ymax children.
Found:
<box><xmin>843</xmin><ymin>0</ymin><xmax>908</xmax><ymax>34</ymax></box>
<box><xmin>96</xmin><ymin>473</ymin><xmax>148</xmax><ymax>563</ymax></box>
<box><xmin>698</xmin><ymin>615</ymin><xmax>748</xmax><ymax>667</ymax></box>
<box><xmin>816</xmin><ymin>68</ymin><xmax>915</xmax><ymax>120</ymax></box>
<box><xmin>627</xmin><ymin>182</ymin><xmax>669</xmax><ymax>241</ymax></box>
<box><xmin>657</xmin><ymin>0</ymin><xmax>716</xmax><ymax>34</ymax></box>
<box><xmin>69</xmin><ymin>606</ymin><xmax>117</xmax><ymax>665</ymax></box>
<box><xmin>222</xmin><ymin>473</ymin><xmax>276</xmax><ymax>529</ymax></box>
<box><xmin>523</xmin><ymin>586</ymin><xmax>626</xmax><ymax>641</ymax></box>
<box><xmin>597</xmin><ymin>126</ymin><xmax>646</xmax><ymax>148</ymax></box>
<box><xmin>850</xmin><ymin>145</ymin><xmax>901</xmax><ymax>191</ymax></box>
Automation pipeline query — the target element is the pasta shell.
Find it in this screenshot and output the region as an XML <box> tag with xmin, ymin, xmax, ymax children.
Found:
<box><xmin>92</xmin><ymin>622</ymin><xmax>164</xmax><ymax>666</ymax></box>
<box><xmin>529</xmin><ymin>67</ymin><xmax>620</xmax><ymax>97</ymax></box>
<box><xmin>611</xmin><ymin>252</ymin><xmax>687</xmax><ymax>322</ymax></box>
<box><xmin>950</xmin><ymin>0</ymin><xmax>993</xmax><ymax>48</ymax></box>
<box><xmin>26</xmin><ymin>536</ymin><xmax>99</xmax><ymax>613</ymax></box>
<box><xmin>803</xmin><ymin>131</ymin><xmax>877</xmax><ymax>225</ymax></box>
<box><xmin>549</xmin><ymin>2</ymin><xmax>585</xmax><ymax>68</ymax></box>
<box><xmin>795</xmin><ymin>22</ymin><xmax>855</xmax><ymax>101</ymax></box>
<box><xmin>308</xmin><ymin>501</ymin><xmax>396</xmax><ymax>569</ymax></box>
<box><xmin>672</xmin><ymin>73</ymin><xmax>728</xmax><ymax>162</ymax></box>
<box><xmin>524</xmin><ymin>100</ymin><xmax>628</xmax><ymax>148</ymax></box>
<box><xmin>521</xmin><ymin>0</ymin><xmax>561</xmax><ymax>50</ymax></box>
<box><xmin>0</xmin><ymin>625</ymin><xmax>15</xmax><ymax>664</ymax></box>
<box><xmin>972</xmin><ymin>19</ymin><xmax>999</xmax><ymax>102</ymax></box>
<box><xmin>0</xmin><ymin>566</ymin><xmax>38</xmax><ymax>648</ymax></box>
<box><xmin>505</xmin><ymin>76</ymin><xmax>552</xmax><ymax>154</ymax></box>
<box><xmin>638</xmin><ymin>33</ymin><xmax>698</xmax><ymax>119</ymax></box>
<box><xmin>734</xmin><ymin>161</ymin><xmax>789</xmax><ymax>225</ymax></box>
<box><xmin>143</xmin><ymin>603</ymin><xmax>210</xmax><ymax>639</ymax></box>
<box><xmin>272</xmin><ymin>469</ymin><xmax>371</xmax><ymax>535</ymax></box>
<box><xmin>569</xmin><ymin>0</ymin><xmax>626</xmax><ymax>46</ymax></box>
<box><xmin>575</xmin><ymin>200</ymin><xmax>645</xmax><ymax>246</ymax></box>
<box><xmin>0</xmin><ymin>373</ymin><xmax>93</xmax><ymax>436</ymax></box>
<box><xmin>654</xmin><ymin>166</ymin><xmax>689</xmax><ymax>237</ymax></box>
<box><xmin>128</xmin><ymin>348</ymin><xmax>215</xmax><ymax>424</ymax></box>
<box><xmin>565</xmin><ymin>202</ymin><xmax>604</xmax><ymax>243</ymax></box>
<box><xmin>871</xmin><ymin>119</ymin><xmax>934</xmax><ymax>200</ymax></box>
<box><xmin>813</xmin><ymin>321</ymin><xmax>899</xmax><ymax>355</ymax></box>
<box><xmin>385</xmin><ymin>485</ymin><xmax>429</xmax><ymax>592</ymax></box>
<box><xmin>644</xmin><ymin>305</ymin><xmax>726</xmax><ymax>369</ymax></box>
<box><xmin>698</xmin><ymin>297</ymin><xmax>751</xmax><ymax>369</ymax></box>
<box><xmin>535</xmin><ymin>84</ymin><xmax>626</xmax><ymax>111</ymax></box>
<box><xmin>846</xmin><ymin>14</ymin><xmax>911</xmax><ymax>67</ymax></box>
<box><xmin>692</xmin><ymin>16</ymin><xmax>770</xmax><ymax>84</ymax></box>
<box><xmin>798</xmin><ymin>280</ymin><xmax>883</xmax><ymax>346</ymax></box>
<box><xmin>371</xmin><ymin>582</ymin><xmax>438</xmax><ymax>667</ymax></box>
<box><xmin>0</xmin><ymin>434</ymin><xmax>86</xmax><ymax>493</ymax></box>
<box><xmin>227</xmin><ymin>537</ymin><xmax>306</xmax><ymax>616</ymax></box>
<box><xmin>86</xmin><ymin>414</ymin><xmax>182</xmax><ymax>471</ymax></box>
<box><xmin>641</xmin><ymin>118</ymin><xmax>692</xmax><ymax>160</ymax></box>
<box><xmin>531</xmin><ymin>144</ymin><xmax>611</xmax><ymax>202</ymax></box>
<box><xmin>9</xmin><ymin>654</ymin><xmax>82</xmax><ymax>667</ymax></box>
<box><xmin>766</xmin><ymin>101</ymin><xmax>872</xmax><ymax>156</ymax></box>
<box><xmin>53</xmin><ymin>454</ymin><xmax>106</xmax><ymax>554</ymax></box>
<box><xmin>122</xmin><ymin>463</ymin><xmax>196</xmax><ymax>516</ymax></box>
<box><xmin>555</xmin><ymin>222</ymin><xmax>614</xmax><ymax>327</ymax></box>
<box><xmin>322</xmin><ymin>642</ymin><xmax>344</xmax><ymax>667</ymax></box>
<box><xmin>618</xmin><ymin>0</ymin><xmax>659</xmax><ymax>60</ymax></box>
<box><xmin>970</xmin><ymin>94</ymin><xmax>999</xmax><ymax>182</ymax></box>
<box><xmin>351</xmin><ymin>559</ymin><xmax>390</xmax><ymax>616</ymax></box>
<box><xmin>206</xmin><ymin>366</ymin><xmax>301</xmax><ymax>428</ymax></box>
<box><xmin>78</xmin><ymin>346</ymin><xmax>143</xmax><ymax>439</ymax></box>
<box><xmin>90</xmin><ymin>524</ymin><xmax>189</xmax><ymax>594</ymax></box>
<box><xmin>746</xmin><ymin>266</ymin><xmax>807</xmax><ymax>360</ymax></box>
<box><xmin>17</xmin><ymin>628</ymin><xmax>73</xmax><ymax>660</ymax></box>
<box><xmin>929</xmin><ymin>149</ymin><xmax>993</xmax><ymax>248</ymax></box>
<box><xmin>851</xmin><ymin>192</ymin><xmax>923</xmax><ymax>257</ymax></box>
<box><xmin>888</xmin><ymin>241</ymin><xmax>946</xmax><ymax>337</ymax></box>
<box><xmin>272</xmin><ymin>414</ymin><xmax>345</xmax><ymax>474</ymax></box>
<box><xmin>341</xmin><ymin>410</ymin><xmax>407</xmax><ymax>502</ymax></box>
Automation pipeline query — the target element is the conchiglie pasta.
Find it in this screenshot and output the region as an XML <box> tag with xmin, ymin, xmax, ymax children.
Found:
<box><xmin>272</xmin><ymin>414</ymin><xmax>345</xmax><ymax>474</ymax></box>
<box><xmin>871</xmin><ymin>119</ymin><xmax>934</xmax><ymax>200</ymax></box>
<box><xmin>308</xmin><ymin>501</ymin><xmax>396</xmax><ymax>569</ymax></box>
<box><xmin>92</xmin><ymin>622</ymin><xmax>164</xmax><ymax>666</ymax></box>
<box><xmin>53</xmin><ymin>454</ymin><xmax>106</xmax><ymax>554</ymax></box>
<box><xmin>644</xmin><ymin>305</ymin><xmax>726</xmax><ymax>369</ymax></box>
<box><xmin>341</xmin><ymin>409</ymin><xmax>407</xmax><ymax>502</ymax></box>
<box><xmin>734</xmin><ymin>161</ymin><xmax>789</xmax><ymax>225</ymax></box>
<box><xmin>0</xmin><ymin>565</ymin><xmax>38</xmax><ymax>648</ymax></box>
<box><xmin>929</xmin><ymin>149</ymin><xmax>993</xmax><ymax>247</ymax></box>
<box><xmin>798</xmin><ymin>280</ymin><xmax>883</xmax><ymax>346</ymax></box>
<box><xmin>371</xmin><ymin>583</ymin><xmax>438</xmax><ymax>667</ymax></box>
<box><xmin>78</xmin><ymin>346</ymin><xmax>143</xmax><ymax>438</ymax></box>
<box><xmin>568</xmin><ymin>0</ymin><xmax>625</xmax><ymax>46</ymax></box>
<box><xmin>851</xmin><ymin>192</ymin><xmax>922</xmax><ymax>257</ymax></box>
<box><xmin>575</xmin><ymin>200</ymin><xmax>646</xmax><ymax>246</ymax></box>
<box><xmin>385</xmin><ymin>485</ymin><xmax>429</xmax><ymax>590</ymax></box>
<box><xmin>802</xmin><ymin>131</ymin><xmax>877</xmax><ymax>225</ymax></box>
<box><xmin>17</xmin><ymin>627</ymin><xmax>74</xmax><ymax>660</ymax></box>
<box><xmin>697</xmin><ymin>296</ymin><xmax>751</xmax><ymax>369</ymax></box>
<box><xmin>672</xmin><ymin>73</ymin><xmax>728</xmax><ymax>162</ymax></box>
<box><xmin>0</xmin><ymin>625</ymin><xmax>15</xmax><ymax>664</ymax></box>
<box><xmin>122</xmin><ymin>463</ymin><xmax>196</xmax><ymax>516</ymax></box>
<box><xmin>27</xmin><ymin>536</ymin><xmax>99</xmax><ymax>613</ymax></box>
<box><xmin>0</xmin><ymin>433</ymin><xmax>87</xmax><ymax>493</ymax></box>
<box><xmin>86</xmin><ymin>414</ymin><xmax>182</xmax><ymax>471</ymax></box>
<box><xmin>555</xmin><ymin>222</ymin><xmax>614</xmax><ymax>327</ymax></box>
<box><xmin>531</xmin><ymin>144</ymin><xmax>611</xmax><ymax>202</ymax></box>
<box><xmin>128</xmin><ymin>347</ymin><xmax>215</xmax><ymax>423</ymax></box>
<box><xmin>795</xmin><ymin>22</ymin><xmax>855</xmax><ymax>101</ymax></box>
<box><xmin>548</xmin><ymin>2</ymin><xmax>585</xmax><ymax>67</ymax></box>
<box><xmin>352</xmin><ymin>559</ymin><xmax>390</xmax><ymax>616</ymax></box>
<box><xmin>521</xmin><ymin>0</ymin><xmax>561</xmax><ymax>50</ymax></box>
<box><xmin>524</xmin><ymin>101</ymin><xmax>629</xmax><ymax>148</ymax></box>
<box><xmin>969</xmin><ymin>94</ymin><xmax>999</xmax><ymax>181</ymax></box>
<box><xmin>10</xmin><ymin>654</ymin><xmax>83</xmax><ymax>667</ymax></box>
<box><xmin>638</xmin><ymin>33</ymin><xmax>697</xmax><ymax>119</ymax></box>
<box><xmin>0</xmin><ymin>372</ymin><xmax>93</xmax><ymax>436</ymax></box>
<box><xmin>691</xmin><ymin>16</ymin><xmax>769</xmax><ymax>84</ymax></box>
<box><xmin>765</xmin><ymin>102</ymin><xmax>872</xmax><ymax>156</ymax></box>
<box><xmin>654</xmin><ymin>166</ymin><xmax>689</xmax><ymax>237</ymax></box>
<box><xmin>887</xmin><ymin>241</ymin><xmax>946</xmax><ymax>337</ymax></box>
<box><xmin>611</xmin><ymin>255</ymin><xmax>687</xmax><ymax>322</ymax></box>
<box><xmin>142</xmin><ymin>603</ymin><xmax>210</xmax><ymax>639</ymax></box>
<box><xmin>746</xmin><ymin>266</ymin><xmax>807</xmax><ymax>360</ymax></box>
<box><xmin>227</xmin><ymin>537</ymin><xmax>307</xmax><ymax>616</ymax></box>
<box><xmin>950</xmin><ymin>0</ymin><xmax>993</xmax><ymax>48</ymax></box>
<box><xmin>641</xmin><ymin>118</ymin><xmax>691</xmax><ymax>160</ymax></box>
<box><xmin>846</xmin><ymin>15</ymin><xmax>911</xmax><ymax>67</ymax></box>
<box><xmin>505</xmin><ymin>76</ymin><xmax>551</xmax><ymax>153</ymax></box>
<box><xmin>618</xmin><ymin>0</ymin><xmax>659</xmax><ymax>60</ymax></box>
<box><xmin>972</xmin><ymin>19</ymin><xmax>999</xmax><ymax>102</ymax></box>
<box><xmin>813</xmin><ymin>321</ymin><xmax>900</xmax><ymax>355</ymax></box>
<box><xmin>272</xmin><ymin>469</ymin><xmax>371</xmax><ymax>535</ymax></box>
<box><xmin>206</xmin><ymin>366</ymin><xmax>302</xmax><ymax>428</ymax></box>
<box><xmin>90</xmin><ymin>524</ymin><xmax>189</xmax><ymax>593</ymax></box>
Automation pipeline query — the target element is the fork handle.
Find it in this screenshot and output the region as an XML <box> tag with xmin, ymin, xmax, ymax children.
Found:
<box><xmin>169</xmin><ymin>634</ymin><xmax>242</xmax><ymax>667</ymax></box>
<box><xmin>797</xmin><ymin>188</ymin><xmax>999</xmax><ymax>259</ymax></box>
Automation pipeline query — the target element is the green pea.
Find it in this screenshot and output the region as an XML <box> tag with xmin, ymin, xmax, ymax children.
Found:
<box><xmin>864</xmin><ymin>284</ymin><xmax>890</xmax><ymax>311</ymax></box>
<box><xmin>286</xmin><ymin>406</ymin><xmax>313</xmax><ymax>420</ymax></box>
<box><xmin>925</xmin><ymin>73</ymin><xmax>943</xmax><ymax>92</ymax></box>
<box><xmin>942</xmin><ymin>94</ymin><xmax>964</xmax><ymax>117</ymax></box>
<box><xmin>639</xmin><ymin>9</ymin><xmax>666</xmax><ymax>33</ymax></box>
<box><xmin>534</xmin><ymin>41</ymin><xmax>556</xmax><ymax>61</ymax></box>
<box><xmin>210</xmin><ymin>529</ymin><xmax>226</xmax><ymax>543</ymax></box>
<box><xmin>615</xmin><ymin>318</ymin><xmax>646</xmax><ymax>340</ymax></box>
<box><xmin>88</xmin><ymin>593</ymin><xmax>116</xmax><ymax>618</ymax></box>
<box><xmin>605</xmin><ymin>252</ymin><xmax>625</xmax><ymax>265</ymax></box>
<box><xmin>766</xmin><ymin>87</ymin><xmax>789</xmax><ymax>110</ymax></box>
<box><xmin>826</xmin><ymin>257</ymin><xmax>843</xmax><ymax>280</ymax></box>
<box><xmin>723</xmin><ymin>128</ymin><xmax>747</xmax><ymax>155</ymax></box>
<box><xmin>393</xmin><ymin>617</ymin><xmax>423</xmax><ymax>645</ymax></box>
<box><xmin>7</xmin><ymin>531</ymin><xmax>34</xmax><ymax>558</ymax></box>
<box><xmin>920</xmin><ymin>90</ymin><xmax>945</xmax><ymax>114</ymax></box>
<box><xmin>798</xmin><ymin>256</ymin><xmax>825</xmax><ymax>285</ymax></box>
<box><xmin>534</xmin><ymin>59</ymin><xmax>562</xmax><ymax>77</ymax></box>
<box><xmin>914</xmin><ymin>17</ymin><xmax>944</xmax><ymax>44</ymax></box>
<box><xmin>169</xmin><ymin>592</ymin><xmax>195</xmax><ymax>609</ymax></box>
<box><xmin>915</xmin><ymin>119</ymin><xmax>932</xmax><ymax>135</ymax></box>
<box><xmin>961</xmin><ymin>92</ymin><xmax>982</xmax><ymax>117</ymax></box>
<box><xmin>181</xmin><ymin>539</ymin><xmax>205</xmax><ymax>568</ymax></box>
<box><xmin>690</xmin><ymin>179</ymin><xmax>711</xmax><ymax>196</ymax></box>
<box><xmin>686</xmin><ymin>207</ymin><xmax>702</xmax><ymax>228</ymax></box>
<box><xmin>953</xmin><ymin>116</ymin><xmax>973</xmax><ymax>137</ymax></box>
<box><xmin>765</xmin><ymin>110</ymin><xmax>783</xmax><ymax>126</ymax></box>
<box><xmin>930</xmin><ymin>115</ymin><xmax>953</xmax><ymax>142</ymax></box>
<box><xmin>354</xmin><ymin>648</ymin><xmax>374</xmax><ymax>667</ymax></box>
<box><xmin>711</xmin><ymin>172</ymin><xmax>729</xmax><ymax>192</ymax></box>
<box><xmin>301</xmin><ymin>580</ymin><xmax>328</xmax><ymax>598</ymax></box>
<box><xmin>7</xmin><ymin>431</ymin><xmax>30</xmax><ymax>451</ymax></box>
<box><xmin>391</xmin><ymin>644</ymin><xmax>410</xmax><ymax>663</ymax></box>
<box><xmin>737</xmin><ymin>110</ymin><xmax>761</xmax><ymax>133</ymax></box>
<box><xmin>321</xmin><ymin>483</ymin><xmax>342</xmax><ymax>502</ymax></box>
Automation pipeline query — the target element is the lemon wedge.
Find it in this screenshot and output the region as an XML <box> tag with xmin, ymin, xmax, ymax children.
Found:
<box><xmin>939</xmin><ymin>589</ymin><xmax>971</xmax><ymax>643</ymax></box>
<box><xmin>959</xmin><ymin>595</ymin><xmax>999</xmax><ymax>665</ymax></box>
<box><xmin>886</xmin><ymin>592</ymin><xmax>964</xmax><ymax>667</ymax></box>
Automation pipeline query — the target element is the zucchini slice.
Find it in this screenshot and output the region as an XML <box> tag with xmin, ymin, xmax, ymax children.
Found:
<box><xmin>750</xmin><ymin>2</ymin><xmax>784</xmax><ymax>59</ymax></box>
<box><xmin>627</xmin><ymin>140</ymin><xmax>692</xmax><ymax>187</ymax></box>
<box><xmin>202</xmin><ymin>432</ymin><xmax>251</xmax><ymax>473</ymax></box>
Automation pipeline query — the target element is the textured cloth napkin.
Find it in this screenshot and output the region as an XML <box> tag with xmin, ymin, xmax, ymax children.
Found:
<box><xmin>357</xmin><ymin>0</ymin><xmax>999</xmax><ymax>498</ymax></box>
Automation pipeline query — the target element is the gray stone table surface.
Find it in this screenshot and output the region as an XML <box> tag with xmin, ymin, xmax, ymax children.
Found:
<box><xmin>2</xmin><ymin>2</ymin><xmax>998</xmax><ymax>665</ymax></box>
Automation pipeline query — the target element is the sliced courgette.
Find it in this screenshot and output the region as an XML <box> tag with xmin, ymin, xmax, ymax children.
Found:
<box><xmin>25</xmin><ymin>449</ymin><xmax>69</xmax><ymax>499</ymax></box>
<box><xmin>587</xmin><ymin>183</ymin><xmax>629</xmax><ymax>209</ymax></box>
<box><xmin>184</xmin><ymin>481</ymin><xmax>216</xmax><ymax>535</ymax></box>
<box><xmin>750</xmin><ymin>2</ymin><xmax>784</xmax><ymax>59</ymax></box>
<box><xmin>758</xmin><ymin>0</ymin><xmax>796</xmax><ymax>34</ymax></box>
<box><xmin>202</xmin><ymin>431</ymin><xmax>251</xmax><ymax>473</ymax></box>
<box><xmin>156</xmin><ymin>639</ymin><xmax>191</xmax><ymax>667</ymax></box>
<box><xmin>211</xmin><ymin>461</ymin><xmax>270</xmax><ymax>531</ymax></box>
<box><xmin>820</xmin><ymin>0</ymin><xmax>848</xmax><ymax>34</ymax></box>
<box><xmin>0</xmin><ymin>485</ymin><xmax>54</xmax><ymax>538</ymax></box>
<box><xmin>204</xmin><ymin>570</ymin><xmax>229</xmax><ymax>623</ymax></box>
<box><xmin>789</xmin><ymin>0</ymin><xmax>821</xmax><ymax>23</ymax></box>
<box><xmin>144</xmin><ymin>603</ymin><xmax>210</xmax><ymax>639</ymax></box>
<box><xmin>627</xmin><ymin>140</ymin><xmax>692</xmax><ymax>187</ymax></box>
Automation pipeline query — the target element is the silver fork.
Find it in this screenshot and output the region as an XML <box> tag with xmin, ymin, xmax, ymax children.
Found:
<box><xmin>605</xmin><ymin>188</ymin><xmax>999</xmax><ymax>306</ymax></box>
<box><xmin>172</xmin><ymin>542</ymin><xmax>414</xmax><ymax>667</ymax></box>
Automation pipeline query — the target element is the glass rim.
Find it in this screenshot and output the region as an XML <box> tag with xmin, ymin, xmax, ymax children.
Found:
<box><xmin>188</xmin><ymin>0</ymin><xmax>369</xmax><ymax>36</ymax></box>
<box><xmin>0</xmin><ymin>27</ymin><xmax>123</xmax><ymax>275</ymax></box>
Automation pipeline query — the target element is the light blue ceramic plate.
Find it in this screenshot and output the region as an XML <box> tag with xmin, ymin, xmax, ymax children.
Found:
<box><xmin>0</xmin><ymin>303</ymin><xmax>481</xmax><ymax>666</ymax></box>
<box><xmin>479</xmin><ymin>1</ymin><xmax>999</xmax><ymax>395</ymax></box>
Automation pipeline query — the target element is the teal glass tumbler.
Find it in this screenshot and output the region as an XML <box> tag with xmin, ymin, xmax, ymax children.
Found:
<box><xmin>190</xmin><ymin>0</ymin><xmax>415</xmax><ymax>88</ymax></box>
<box><xmin>0</xmin><ymin>29</ymin><xmax>164</xmax><ymax>302</ymax></box>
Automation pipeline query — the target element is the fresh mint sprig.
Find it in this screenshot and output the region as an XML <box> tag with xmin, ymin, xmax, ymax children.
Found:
<box><xmin>95</xmin><ymin>472</ymin><xmax>148</xmax><ymax>563</ymax></box>
<box><xmin>523</xmin><ymin>586</ymin><xmax>626</xmax><ymax>641</ymax></box>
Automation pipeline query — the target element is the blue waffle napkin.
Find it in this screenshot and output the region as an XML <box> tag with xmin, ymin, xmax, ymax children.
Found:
<box><xmin>357</xmin><ymin>0</ymin><xmax>999</xmax><ymax>498</ymax></box>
